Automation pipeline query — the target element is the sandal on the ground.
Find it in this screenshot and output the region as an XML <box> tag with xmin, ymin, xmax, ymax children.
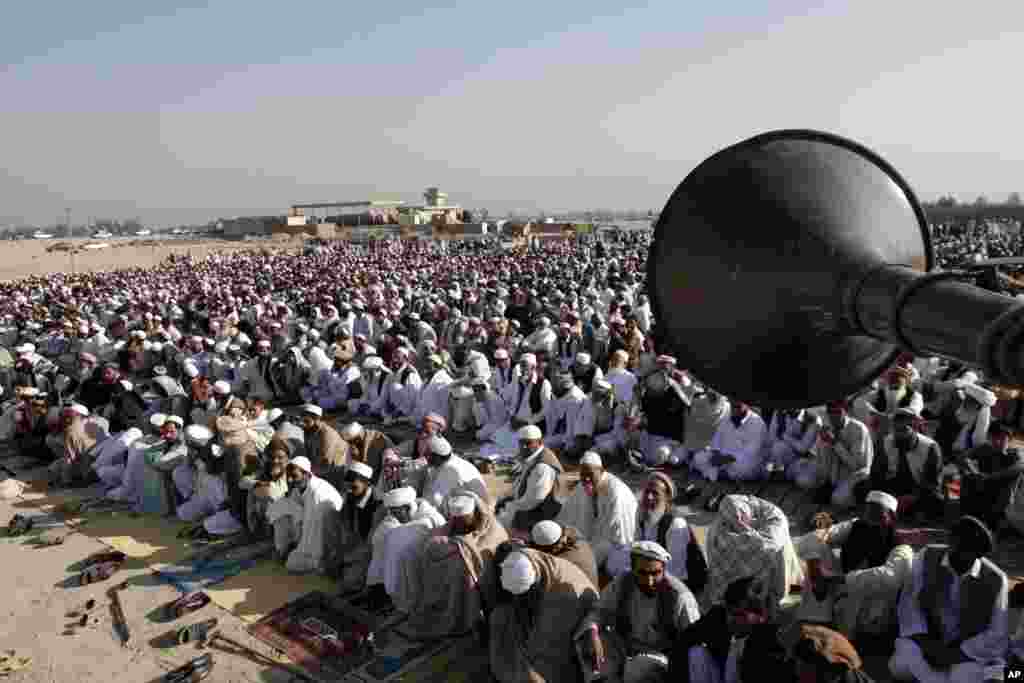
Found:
<box><xmin>164</xmin><ymin>591</ymin><xmax>211</xmax><ymax>620</ymax></box>
<box><xmin>83</xmin><ymin>550</ymin><xmax>127</xmax><ymax>568</ymax></box>
<box><xmin>7</xmin><ymin>514</ymin><xmax>33</xmax><ymax>536</ymax></box>
<box><xmin>78</xmin><ymin>560</ymin><xmax>121</xmax><ymax>586</ymax></box>
<box><xmin>176</xmin><ymin>618</ymin><xmax>218</xmax><ymax>645</ymax></box>
<box><xmin>162</xmin><ymin>653</ymin><xmax>214</xmax><ymax>682</ymax></box>
<box><xmin>0</xmin><ymin>650</ymin><xmax>32</xmax><ymax>676</ymax></box>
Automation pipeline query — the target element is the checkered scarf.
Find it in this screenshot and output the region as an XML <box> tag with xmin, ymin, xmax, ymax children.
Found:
<box><xmin>704</xmin><ymin>495</ymin><xmax>785</xmax><ymax>608</ymax></box>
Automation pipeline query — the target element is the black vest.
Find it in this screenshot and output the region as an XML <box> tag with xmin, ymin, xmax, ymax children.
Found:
<box><xmin>840</xmin><ymin>519</ymin><xmax>896</xmax><ymax>573</ymax></box>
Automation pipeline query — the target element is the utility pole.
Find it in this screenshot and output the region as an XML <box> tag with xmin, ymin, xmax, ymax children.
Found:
<box><xmin>65</xmin><ymin>208</ymin><xmax>72</xmax><ymax>239</ymax></box>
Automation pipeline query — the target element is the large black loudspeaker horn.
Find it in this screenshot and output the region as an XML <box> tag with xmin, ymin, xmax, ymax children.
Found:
<box><xmin>648</xmin><ymin>129</ymin><xmax>1024</xmax><ymax>409</ymax></box>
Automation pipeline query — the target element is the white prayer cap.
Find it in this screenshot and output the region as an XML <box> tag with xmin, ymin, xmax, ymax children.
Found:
<box><xmin>580</xmin><ymin>451</ymin><xmax>603</xmax><ymax>467</ymax></box>
<box><xmin>150</xmin><ymin>413</ymin><xmax>168</xmax><ymax>428</ymax></box>
<box><xmin>517</xmin><ymin>425</ymin><xmax>543</xmax><ymax>441</ymax></box>
<box><xmin>185</xmin><ymin>424</ymin><xmax>214</xmax><ymax>446</ymax></box>
<box><xmin>630</xmin><ymin>540</ymin><xmax>671</xmax><ymax>564</ymax></box>
<box><xmin>153</xmin><ymin>365</ymin><xmax>168</xmax><ymax>376</ymax></box>
<box><xmin>448</xmin><ymin>494</ymin><xmax>476</xmax><ymax>516</ymax></box>
<box><xmin>210</xmin><ymin>444</ymin><xmax>224</xmax><ymax>458</ymax></box>
<box><xmin>21</xmin><ymin>387</ymin><xmax>40</xmax><ymax>397</ymax></box>
<box><xmin>119</xmin><ymin>380</ymin><xmax>134</xmax><ymax>392</ymax></box>
<box><xmin>428</xmin><ymin>436</ymin><xmax>453</xmax><ymax>457</ymax></box>
<box><xmin>164</xmin><ymin>415</ymin><xmax>184</xmax><ymax>427</ymax></box>
<box><xmin>341</xmin><ymin>422</ymin><xmax>364</xmax><ymax>439</ymax></box>
<box><xmin>266</xmin><ymin>408</ymin><xmax>284</xmax><ymax>423</ymax></box>
<box><xmin>519</xmin><ymin>353</ymin><xmax>537</xmax><ymax>366</ymax></box>
<box><xmin>500</xmin><ymin>552</ymin><xmax>538</xmax><ymax>595</ymax></box>
<box><xmin>288</xmin><ymin>456</ymin><xmax>312</xmax><ymax>474</ymax></box>
<box><xmin>384</xmin><ymin>486</ymin><xmax>416</xmax><ymax>508</ymax></box>
<box><xmin>183</xmin><ymin>362</ymin><xmax>199</xmax><ymax>379</ymax></box>
<box><xmin>191</xmin><ymin>335</ymin><xmax>203</xmax><ymax>344</ymax></box>
<box><xmin>532</xmin><ymin>520</ymin><xmax>562</xmax><ymax>546</ymax></box>
<box><xmin>362</xmin><ymin>356</ymin><xmax>383</xmax><ymax>370</ymax></box>
<box><xmin>214</xmin><ymin>341</ymin><xmax>228</xmax><ymax>354</ymax></box>
<box><xmin>349</xmin><ymin>462</ymin><xmax>374</xmax><ymax>481</ymax></box>
<box><xmin>132</xmin><ymin>330</ymin><xmax>147</xmax><ymax>340</ymax></box>
<box><xmin>301</xmin><ymin>404</ymin><xmax>324</xmax><ymax>418</ymax></box>
<box><xmin>13</xmin><ymin>343</ymin><xmax>34</xmax><ymax>354</ymax></box>
<box><xmin>494</xmin><ymin>348</ymin><xmax>509</xmax><ymax>360</ymax></box>
<box><xmin>575</xmin><ymin>352</ymin><xmax>592</xmax><ymax>365</ymax></box>
<box><xmin>228</xmin><ymin>344</ymin><xmax>240</xmax><ymax>353</ymax></box>
<box><xmin>393</xmin><ymin>346</ymin><xmax>409</xmax><ymax>358</ymax></box>
<box><xmin>363</xmin><ymin>345</ymin><xmax>377</xmax><ymax>355</ymax></box>
<box><xmin>213</xmin><ymin>380</ymin><xmax>232</xmax><ymax>395</ymax></box>
<box><xmin>257</xmin><ymin>339</ymin><xmax>271</xmax><ymax>348</ymax></box>
<box><xmin>866</xmin><ymin>490</ymin><xmax>899</xmax><ymax>514</ymax></box>
<box><xmin>68</xmin><ymin>403</ymin><xmax>89</xmax><ymax>417</ymax></box>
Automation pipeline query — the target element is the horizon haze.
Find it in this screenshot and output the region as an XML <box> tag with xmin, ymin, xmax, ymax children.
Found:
<box><xmin>3</xmin><ymin>2</ymin><xmax>1024</xmax><ymax>227</ymax></box>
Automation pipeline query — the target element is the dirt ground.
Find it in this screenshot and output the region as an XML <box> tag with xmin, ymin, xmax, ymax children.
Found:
<box><xmin>0</xmin><ymin>237</ymin><xmax>303</xmax><ymax>282</ymax></box>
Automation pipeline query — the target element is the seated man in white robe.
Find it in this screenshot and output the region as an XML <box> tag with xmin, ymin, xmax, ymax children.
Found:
<box><xmin>763</xmin><ymin>408</ymin><xmax>822</xmax><ymax>478</ymax></box>
<box><xmin>576</xmin><ymin>541</ymin><xmax>701</xmax><ymax>683</ymax></box>
<box><xmin>412</xmin><ymin>353</ymin><xmax>454</xmax><ymax>427</ymax></box>
<box><xmin>408</xmin><ymin>435</ymin><xmax>488</xmax><ymax>510</ymax></box>
<box><xmin>266</xmin><ymin>456</ymin><xmax>344</xmax><ymax>574</ymax></box>
<box><xmin>543</xmin><ymin>372</ymin><xmax>591</xmax><ymax>461</ymax></box>
<box><xmin>377</xmin><ymin>347</ymin><xmax>423</xmax><ymax>425</ymax></box>
<box><xmin>578</xmin><ymin>379</ymin><xmax>627</xmax><ymax>459</ymax></box>
<box><xmin>347</xmin><ymin>355</ymin><xmax>389</xmax><ymax>417</ymax></box>
<box><xmin>794</xmin><ymin>490</ymin><xmax>914</xmax><ymax>650</ymax></box>
<box><xmin>793</xmin><ymin>399</ymin><xmax>874</xmax><ymax>509</ymax></box>
<box><xmin>93</xmin><ymin>427</ymin><xmax>144</xmax><ymax>489</ymax></box>
<box><xmin>364</xmin><ymin>486</ymin><xmax>446</xmax><ymax>609</ymax></box>
<box><xmin>470</xmin><ymin>377</ymin><xmax>508</xmax><ymax>444</ymax></box>
<box><xmin>692</xmin><ymin>402</ymin><xmax>768</xmax><ymax>482</ymax></box>
<box><xmin>890</xmin><ymin>515</ymin><xmax>1009</xmax><ymax>683</ymax></box>
<box><xmin>175</xmin><ymin>427</ymin><xmax>232</xmax><ymax>537</ymax></box>
<box><xmin>107</xmin><ymin>414</ymin><xmax>188</xmax><ymax>511</ymax></box>
<box><xmin>557</xmin><ymin>452</ymin><xmax>637</xmax><ymax>573</ymax></box>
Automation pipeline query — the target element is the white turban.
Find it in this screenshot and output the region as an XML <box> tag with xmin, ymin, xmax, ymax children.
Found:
<box><xmin>185</xmin><ymin>424</ymin><xmax>214</xmax><ymax>447</ymax></box>
<box><xmin>213</xmin><ymin>380</ymin><xmax>232</xmax><ymax>395</ymax></box>
<box><xmin>183</xmin><ymin>363</ymin><xmax>199</xmax><ymax>379</ymax></box>
<box><xmin>164</xmin><ymin>415</ymin><xmax>184</xmax><ymax>428</ymax></box>
<box><xmin>301</xmin><ymin>404</ymin><xmax>324</xmax><ymax>418</ymax></box>
<box><xmin>68</xmin><ymin>403</ymin><xmax>89</xmax><ymax>417</ymax></box>
<box><xmin>575</xmin><ymin>352</ymin><xmax>592</xmax><ymax>365</ymax></box>
<box><xmin>341</xmin><ymin>422</ymin><xmax>364</xmax><ymax>439</ymax></box>
<box><xmin>349</xmin><ymin>462</ymin><xmax>374</xmax><ymax>481</ymax></box>
<box><xmin>149</xmin><ymin>413</ymin><xmax>168</xmax><ymax>428</ymax></box>
<box><xmin>448</xmin><ymin>495</ymin><xmax>476</xmax><ymax>516</ymax></box>
<box><xmin>517</xmin><ymin>425</ymin><xmax>543</xmax><ymax>441</ymax></box>
<box><xmin>362</xmin><ymin>356</ymin><xmax>384</xmax><ymax>370</ymax></box>
<box><xmin>500</xmin><ymin>552</ymin><xmax>538</xmax><ymax>595</ymax></box>
<box><xmin>428</xmin><ymin>436</ymin><xmax>452</xmax><ymax>456</ymax></box>
<box><xmin>532</xmin><ymin>520</ymin><xmax>562</xmax><ymax>546</ymax></box>
<box><xmin>866</xmin><ymin>490</ymin><xmax>899</xmax><ymax>513</ymax></box>
<box><xmin>631</xmin><ymin>540</ymin><xmax>671</xmax><ymax>564</ymax></box>
<box><xmin>384</xmin><ymin>487</ymin><xmax>416</xmax><ymax>508</ymax></box>
<box><xmin>288</xmin><ymin>456</ymin><xmax>312</xmax><ymax>474</ymax></box>
<box><xmin>520</xmin><ymin>353</ymin><xmax>537</xmax><ymax>366</ymax></box>
<box><xmin>580</xmin><ymin>451</ymin><xmax>603</xmax><ymax>467</ymax></box>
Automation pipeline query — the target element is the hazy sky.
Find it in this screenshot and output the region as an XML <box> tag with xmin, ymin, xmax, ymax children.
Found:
<box><xmin>3</xmin><ymin>1</ymin><xmax>1024</xmax><ymax>227</ymax></box>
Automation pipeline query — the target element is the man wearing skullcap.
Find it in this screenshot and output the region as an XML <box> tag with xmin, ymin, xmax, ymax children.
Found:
<box><xmin>398</xmin><ymin>487</ymin><xmax>508</xmax><ymax>639</ymax></box>
<box><xmin>364</xmin><ymin>486</ymin><xmax>446</xmax><ymax>611</ymax></box>
<box><xmin>412</xmin><ymin>351</ymin><xmax>454</xmax><ymax>426</ymax></box>
<box><xmin>47</xmin><ymin>403</ymin><xmax>109</xmax><ymax>487</ymax></box>
<box><xmin>557</xmin><ymin>452</ymin><xmax>637</xmax><ymax>575</ymax></box>
<box><xmin>604</xmin><ymin>349</ymin><xmax>637</xmax><ymax>404</ymax></box>
<box><xmin>108</xmin><ymin>414</ymin><xmax>189</xmax><ymax>514</ymax></box>
<box><xmin>891</xmin><ymin>515</ymin><xmax>1008</xmax><ymax>683</ymax></box>
<box><xmin>530</xmin><ymin>519</ymin><xmax>599</xmax><ymax>587</ymax></box>
<box><xmin>856</xmin><ymin>366</ymin><xmax>924</xmax><ymax>443</ymax></box>
<box><xmin>576</xmin><ymin>540</ymin><xmax>700</xmax><ymax>683</ymax></box>
<box><xmin>949</xmin><ymin>381</ymin><xmax>998</xmax><ymax>458</ymax></box>
<box><xmin>243</xmin><ymin>435</ymin><xmax>291</xmax><ymax>539</ymax></box>
<box><xmin>334</xmin><ymin>461</ymin><xmax>388</xmax><ymax>592</ymax></box>
<box><xmin>542</xmin><ymin>372</ymin><xmax>591</xmax><ymax>460</ymax></box>
<box><xmin>762</xmin><ymin>406</ymin><xmax>824</xmax><ymax>479</ymax></box>
<box><xmin>175</xmin><ymin>424</ymin><xmax>230</xmax><ymax>532</ymax></box>
<box><xmin>299</xmin><ymin>405</ymin><xmax>350</xmax><ymax>493</ymax></box>
<box><xmin>208</xmin><ymin>396</ymin><xmax>265</xmax><ymax>536</ymax></box>
<box><xmin>405</xmin><ymin>434</ymin><xmax>488</xmax><ymax>511</ymax></box>
<box><xmin>266</xmin><ymin>455</ymin><xmax>344</xmax><ymax>574</ymax></box>
<box><xmin>347</xmin><ymin>355</ymin><xmax>391</xmax><ymax>417</ymax></box>
<box><xmin>376</xmin><ymin>346</ymin><xmax>423</xmax><ymax>426</ymax></box>
<box><xmin>868</xmin><ymin>407</ymin><xmax>944</xmax><ymax>519</ymax></box>
<box><xmin>794</xmin><ymin>399</ymin><xmax>874</xmax><ymax>509</ymax></box>
<box><xmin>489</xmin><ymin>546</ymin><xmax>598</xmax><ymax>683</ymax></box>
<box><xmin>497</xmin><ymin>425</ymin><xmax>565</xmax><ymax>532</ymax></box>
<box><xmin>794</xmin><ymin>490</ymin><xmax>914</xmax><ymax>646</ymax></box>
<box><xmin>468</xmin><ymin>376</ymin><xmax>509</xmax><ymax>446</ymax></box>
<box><xmin>306</xmin><ymin>344</ymin><xmax>360</xmax><ymax>411</ymax></box>
<box><xmin>239</xmin><ymin>338</ymin><xmax>279</xmax><ymax>402</ymax></box>
<box><xmin>503</xmin><ymin>352</ymin><xmax>552</xmax><ymax>433</ymax></box>
<box><xmin>339</xmin><ymin>420</ymin><xmax>393</xmax><ymax>483</ymax></box>
<box><xmin>570</xmin><ymin>352</ymin><xmax>604</xmax><ymax>395</ymax></box>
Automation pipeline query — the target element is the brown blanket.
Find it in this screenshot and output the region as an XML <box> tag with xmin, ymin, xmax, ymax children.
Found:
<box><xmin>401</xmin><ymin>489</ymin><xmax>508</xmax><ymax>640</ymax></box>
<box><xmin>489</xmin><ymin>549</ymin><xmax>599</xmax><ymax>683</ymax></box>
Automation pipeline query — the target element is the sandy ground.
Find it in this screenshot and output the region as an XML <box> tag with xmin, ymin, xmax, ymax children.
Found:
<box><xmin>0</xmin><ymin>237</ymin><xmax>303</xmax><ymax>281</ymax></box>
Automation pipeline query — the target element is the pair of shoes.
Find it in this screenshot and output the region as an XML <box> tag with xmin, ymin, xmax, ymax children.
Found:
<box><xmin>163</xmin><ymin>653</ymin><xmax>213</xmax><ymax>682</ymax></box>
<box><xmin>164</xmin><ymin>591</ymin><xmax>211</xmax><ymax>621</ymax></box>
<box><xmin>78</xmin><ymin>561</ymin><xmax>122</xmax><ymax>586</ymax></box>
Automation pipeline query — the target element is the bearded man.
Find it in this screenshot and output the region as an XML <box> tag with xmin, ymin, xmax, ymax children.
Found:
<box><xmin>338</xmin><ymin>421</ymin><xmax>393</xmax><ymax>482</ymax></box>
<box><xmin>489</xmin><ymin>547</ymin><xmax>599</xmax><ymax>683</ymax></box>
<box><xmin>244</xmin><ymin>436</ymin><xmax>291</xmax><ymax>539</ymax></box>
<box><xmin>413</xmin><ymin>353</ymin><xmax>454</xmax><ymax>426</ymax></box>
<box><xmin>335</xmin><ymin>462</ymin><xmax>387</xmax><ymax>593</ymax></box>
<box><xmin>399</xmin><ymin>489</ymin><xmax>508</xmax><ymax>640</ymax></box>
<box><xmin>406</xmin><ymin>434</ymin><xmax>488</xmax><ymax>510</ymax></box>
<box><xmin>48</xmin><ymin>403</ymin><xmax>108</xmax><ymax>487</ymax></box>
<box><xmin>496</xmin><ymin>425</ymin><xmax>565</xmax><ymax>533</ymax></box>
<box><xmin>795</xmin><ymin>490</ymin><xmax>914</xmax><ymax>648</ymax></box>
<box><xmin>557</xmin><ymin>452</ymin><xmax>638</xmax><ymax>573</ymax></box>
<box><xmin>266</xmin><ymin>456</ymin><xmax>344</xmax><ymax>575</ymax></box>
<box><xmin>576</xmin><ymin>541</ymin><xmax>701</xmax><ymax>683</ymax></box>
<box><xmin>300</xmin><ymin>404</ymin><xmax>350</xmax><ymax>492</ymax></box>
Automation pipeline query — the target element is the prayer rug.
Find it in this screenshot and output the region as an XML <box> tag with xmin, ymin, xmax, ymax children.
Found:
<box><xmin>248</xmin><ymin>591</ymin><xmax>376</xmax><ymax>680</ymax></box>
<box><xmin>154</xmin><ymin>540</ymin><xmax>274</xmax><ymax>594</ymax></box>
<box><xmin>390</xmin><ymin>636</ymin><xmax>491</xmax><ymax>683</ymax></box>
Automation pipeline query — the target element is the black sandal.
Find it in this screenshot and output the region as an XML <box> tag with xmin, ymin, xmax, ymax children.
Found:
<box><xmin>176</xmin><ymin>618</ymin><xmax>218</xmax><ymax>644</ymax></box>
<box><xmin>163</xmin><ymin>653</ymin><xmax>214</xmax><ymax>682</ymax></box>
